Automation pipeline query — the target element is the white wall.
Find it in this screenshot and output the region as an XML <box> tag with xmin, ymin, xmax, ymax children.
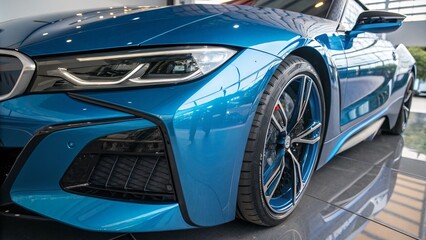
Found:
<box><xmin>387</xmin><ymin>21</ymin><xmax>426</xmax><ymax>47</ymax></box>
<box><xmin>0</xmin><ymin>0</ymin><xmax>166</xmax><ymax>22</ymax></box>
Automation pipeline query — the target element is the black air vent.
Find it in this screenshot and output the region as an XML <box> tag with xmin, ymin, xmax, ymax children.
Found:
<box><xmin>0</xmin><ymin>148</ymin><xmax>22</xmax><ymax>187</ymax></box>
<box><xmin>61</xmin><ymin>127</ymin><xmax>175</xmax><ymax>202</ymax></box>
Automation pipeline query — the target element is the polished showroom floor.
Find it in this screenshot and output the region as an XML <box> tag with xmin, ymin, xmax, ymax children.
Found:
<box><xmin>1</xmin><ymin>97</ymin><xmax>425</xmax><ymax>240</ymax></box>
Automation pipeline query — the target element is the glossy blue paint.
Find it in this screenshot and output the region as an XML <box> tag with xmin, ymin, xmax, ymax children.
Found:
<box><xmin>304</xmin><ymin>36</ymin><xmax>345</xmax><ymax>142</ymax></box>
<box><xmin>0</xmin><ymin>3</ymin><xmax>416</xmax><ymax>233</ymax></box>
<box><xmin>139</xmin><ymin>6</ymin><xmax>338</xmax><ymax>58</ymax></box>
<box><xmin>12</xmin><ymin>192</ymin><xmax>189</xmax><ymax>232</ymax></box>
<box><xmin>0</xmin><ymin>5</ymin><xmax>338</xmax><ymax>58</ymax></box>
<box><xmin>74</xmin><ymin>48</ymin><xmax>281</xmax><ymax>226</ymax></box>
<box><xmin>1</xmin><ymin>6</ymin><xmax>223</xmax><ymax>54</ymax></box>
<box><xmin>339</xmin><ymin>32</ymin><xmax>397</xmax><ymax>126</ymax></box>
<box><xmin>139</xmin><ymin>7</ymin><xmax>346</xmax><ymax>146</ymax></box>
<box><xmin>11</xmin><ymin>119</ymin><xmax>192</xmax><ymax>232</ymax></box>
<box><xmin>0</xmin><ymin>94</ymin><xmax>131</xmax><ymax>147</ymax></box>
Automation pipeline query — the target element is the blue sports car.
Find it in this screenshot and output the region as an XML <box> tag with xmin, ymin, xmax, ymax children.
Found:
<box><xmin>0</xmin><ymin>0</ymin><xmax>416</xmax><ymax>232</ymax></box>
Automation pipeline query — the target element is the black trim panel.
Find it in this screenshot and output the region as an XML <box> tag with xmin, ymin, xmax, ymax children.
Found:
<box><xmin>0</xmin><ymin>203</ymin><xmax>49</xmax><ymax>221</ymax></box>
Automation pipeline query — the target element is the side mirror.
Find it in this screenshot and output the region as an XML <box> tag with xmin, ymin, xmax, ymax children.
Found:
<box><xmin>350</xmin><ymin>11</ymin><xmax>406</xmax><ymax>35</ymax></box>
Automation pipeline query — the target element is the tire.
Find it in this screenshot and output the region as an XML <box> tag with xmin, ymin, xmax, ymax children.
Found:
<box><xmin>389</xmin><ymin>73</ymin><xmax>414</xmax><ymax>135</ymax></box>
<box><xmin>237</xmin><ymin>55</ymin><xmax>325</xmax><ymax>226</ymax></box>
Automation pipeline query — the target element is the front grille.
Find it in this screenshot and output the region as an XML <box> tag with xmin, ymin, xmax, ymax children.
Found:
<box><xmin>0</xmin><ymin>148</ymin><xmax>22</xmax><ymax>187</ymax></box>
<box><xmin>61</xmin><ymin>127</ymin><xmax>175</xmax><ymax>202</ymax></box>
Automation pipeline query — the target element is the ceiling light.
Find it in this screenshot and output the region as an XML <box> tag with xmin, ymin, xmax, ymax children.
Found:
<box><xmin>315</xmin><ymin>2</ymin><xmax>324</xmax><ymax>8</ymax></box>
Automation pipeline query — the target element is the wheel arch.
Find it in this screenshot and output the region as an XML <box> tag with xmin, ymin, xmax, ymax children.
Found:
<box><xmin>387</xmin><ymin>66</ymin><xmax>417</xmax><ymax>131</ymax></box>
<box><xmin>412</xmin><ymin>64</ymin><xmax>417</xmax><ymax>79</ymax></box>
<box><xmin>279</xmin><ymin>44</ymin><xmax>344</xmax><ymax>169</ymax></box>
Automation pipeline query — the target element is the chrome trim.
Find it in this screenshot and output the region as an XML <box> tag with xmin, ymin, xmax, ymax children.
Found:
<box><xmin>56</xmin><ymin>64</ymin><xmax>202</xmax><ymax>86</ymax></box>
<box><xmin>128</xmin><ymin>70</ymin><xmax>203</xmax><ymax>85</ymax></box>
<box><xmin>57</xmin><ymin>63</ymin><xmax>149</xmax><ymax>86</ymax></box>
<box><xmin>0</xmin><ymin>50</ymin><xmax>36</xmax><ymax>101</ymax></box>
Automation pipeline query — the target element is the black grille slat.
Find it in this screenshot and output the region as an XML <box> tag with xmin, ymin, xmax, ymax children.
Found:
<box><xmin>144</xmin><ymin>156</ymin><xmax>160</xmax><ymax>192</ymax></box>
<box><xmin>104</xmin><ymin>155</ymin><xmax>119</xmax><ymax>188</ymax></box>
<box><xmin>90</xmin><ymin>155</ymin><xmax>115</xmax><ymax>186</ymax></box>
<box><xmin>124</xmin><ymin>157</ymin><xmax>139</xmax><ymax>190</ymax></box>
<box><xmin>106</xmin><ymin>156</ymin><xmax>136</xmax><ymax>189</ymax></box>
<box><xmin>61</xmin><ymin>127</ymin><xmax>175</xmax><ymax>202</ymax></box>
<box><xmin>146</xmin><ymin>159</ymin><xmax>174</xmax><ymax>192</ymax></box>
<box><xmin>127</xmin><ymin>156</ymin><xmax>160</xmax><ymax>191</ymax></box>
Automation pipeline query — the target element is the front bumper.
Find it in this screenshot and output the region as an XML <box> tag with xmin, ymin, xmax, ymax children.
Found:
<box><xmin>7</xmin><ymin>118</ymin><xmax>191</xmax><ymax>232</ymax></box>
<box><xmin>0</xmin><ymin>48</ymin><xmax>280</xmax><ymax>231</ymax></box>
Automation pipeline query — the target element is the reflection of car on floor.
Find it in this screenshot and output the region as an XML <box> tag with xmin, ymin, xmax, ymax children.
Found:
<box><xmin>414</xmin><ymin>79</ymin><xmax>426</xmax><ymax>96</ymax></box>
<box><xmin>0</xmin><ymin>0</ymin><xmax>417</xmax><ymax>232</ymax></box>
<box><xmin>286</xmin><ymin>135</ymin><xmax>404</xmax><ymax>240</ymax></box>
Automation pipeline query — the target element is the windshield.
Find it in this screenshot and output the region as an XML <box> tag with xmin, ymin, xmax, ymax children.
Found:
<box><xmin>194</xmin><ymin>0</ymin><xmax>332</xmax><ymax>18</ymax></box>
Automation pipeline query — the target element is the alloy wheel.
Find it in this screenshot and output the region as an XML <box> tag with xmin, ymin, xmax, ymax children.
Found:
<box><xmin>262</xmin><ymin>74</ymin><xmax>322</xmax><ymax>213</ymax></box>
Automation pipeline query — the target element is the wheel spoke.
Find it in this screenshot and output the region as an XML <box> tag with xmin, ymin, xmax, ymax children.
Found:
<box><xmin>288</xmin><ymin>76</ymin><xmax>313</xmax><ymax>133</ymax></box>
<box><xmin>277</xmin><ymin>101</ymin><xmax>289</xmax><ymax>131</ymax></box>
<box><xmin>404</xmin><ymin>90</ymin><xmax>412</xmax><ymax>103</ymax></box>
<box><xmin>288</xmin><ymin>150</ymin><xmax>303</xmax><ymax>205</ymax></box>
<box><xmin>291</xmin><ymin>157</ymin><xmax>297</xmax><ymax>206</ymax></box>
<box><xmin>403</xmin><ymin>105</ymin><xmax>410</xmax><ymax>113</ymax></box>
<box><xmin>271</xmin><ymin>101</ymin><xmax>289</xmax><ymax>133</ymax></box>
<box><xmin>263</xmin><ymin>155</ymin><xmax>286</xmax><ymax>202</ymax></box>
<box><xmin>271</xmin><ymin>113</ymin><xmax>285</xmax><ymax>133</ymax></box>
<box><xmin>403</xmin><ymin>105</ymin><xmax>409</xmax><ymax>122</ymax></box>
<box><xmin>296</xmin><ymin>76</ymin><xmax>313</xmax><ymax>122</ymax></box>
<box><xmin>291</xmin><ymin>122</ymin><xmax>322</xmax><ymax>145</ymax></box>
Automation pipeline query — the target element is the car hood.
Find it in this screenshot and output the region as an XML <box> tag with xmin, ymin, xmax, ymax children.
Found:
<box><xmin>0</xmin><ymin>5</ymin><xmax>225</xmax><ymax>56</ymax></box>
<box><xmin>0</xmin><ymin>4</ymin><xmax>338</xmax><ymax>57</ymax></box>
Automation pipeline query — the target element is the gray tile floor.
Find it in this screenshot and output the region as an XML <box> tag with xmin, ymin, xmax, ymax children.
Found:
<box><xmin>1</xmin><ymin>98</ymin><xmax>426</xmax><ymax>240</ymax></box>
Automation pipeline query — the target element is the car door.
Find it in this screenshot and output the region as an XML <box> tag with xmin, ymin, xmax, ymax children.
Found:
<box><xmin>338</xmin><ymin>0</ymin><xmax>398</xmax><ymax>127</ymax></box>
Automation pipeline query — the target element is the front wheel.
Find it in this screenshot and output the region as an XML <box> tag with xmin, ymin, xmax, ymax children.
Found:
<box><xmin>237</xmin><ymin>55</ymin><xmax>325</xmax><ymax>226</ymax></box>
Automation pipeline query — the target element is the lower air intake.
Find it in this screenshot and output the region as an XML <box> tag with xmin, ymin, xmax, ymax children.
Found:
<box><xmin>0</xmin><ymin>148</ymin><xmax>22</xmax><ymax>187</ymax></box>
<box><xmin>61</xmin><ymin>127</ymin><xmax>175</xmax><ymax>202</ymax></box>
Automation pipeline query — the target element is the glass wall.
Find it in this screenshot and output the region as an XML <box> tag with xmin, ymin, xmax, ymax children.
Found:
<box><xmin>361</xmin><ymin>0</ymin><xmax>426</xmax><ymax>22</ymax></box>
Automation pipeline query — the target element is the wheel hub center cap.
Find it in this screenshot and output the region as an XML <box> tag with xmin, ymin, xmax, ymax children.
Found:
<box><xmin>284</xmin><ymin>135</ymin><xmax>291</xmax><ymax>149</ymax></box>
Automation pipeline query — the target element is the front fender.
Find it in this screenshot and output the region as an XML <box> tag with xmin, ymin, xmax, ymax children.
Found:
<box><xmin>74</xmin><ymin>48</ymin><xmax>281</xmax><ymax>226</ymax></box>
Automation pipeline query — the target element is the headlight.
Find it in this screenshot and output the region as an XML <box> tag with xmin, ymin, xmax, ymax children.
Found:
<box><xmin>30</xmin><ymin>46</ymin><xmax>237</xmax><ymax>92</ymax></box>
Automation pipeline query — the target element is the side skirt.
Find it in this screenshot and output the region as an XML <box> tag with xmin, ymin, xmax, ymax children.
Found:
<box><xmin>337</xmin><ymin>118</ymin><xmax>385</xmax><ymax>154</ymax></box>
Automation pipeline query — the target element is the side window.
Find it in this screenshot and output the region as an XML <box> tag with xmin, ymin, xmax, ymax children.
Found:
<box><xmin>340</xmin><ymin>0</ymin><xmax>364</xmax><ymax>30</ymax></box>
